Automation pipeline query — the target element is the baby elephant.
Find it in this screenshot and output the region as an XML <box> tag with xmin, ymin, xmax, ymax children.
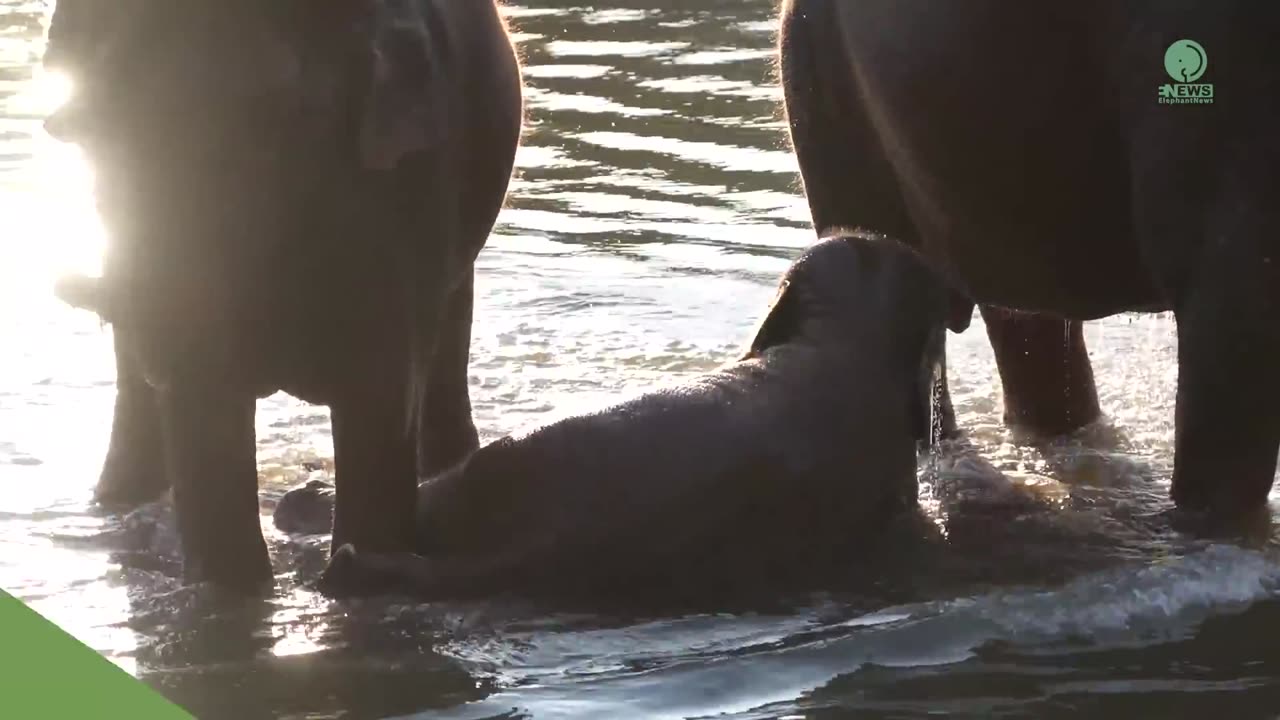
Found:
<box><xmin>315</xmin><ymin>234</ymin><xmax>960</xmax><ymax>601</ymax></box>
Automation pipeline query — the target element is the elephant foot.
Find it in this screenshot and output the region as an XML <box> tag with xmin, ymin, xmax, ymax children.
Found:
<box><xmin>1168</xmin><ymin>446</ymin><xmax>1278</xmax><ymax>519</ymax></box>
<box><xmin>1160</xmin><ymin>504</ymin><xmax>1273</xmax><ymax>546</ymax></box>
<box><xmin>317</xmin><ymin>543</ymin><xmax>510</xmax><ymax>601</ymax></box>
<box><xmin>981</xmin><ymin>306</ymin><xmax>1101</xmax><ymax>437</ymax></box>
<box><xmin>315</xmin><ymin>544</ymin><xmax>426</xmax><ymax>598</ymax></box>
<box><xmin>273</xmin><ymin>479</ymin><xmax>336</xmax><ymax>536</ymax></box>
<box><xmin>183</xmin><ymin>544</ymin><xmax>275</xmax><ymax>595</ymax></box>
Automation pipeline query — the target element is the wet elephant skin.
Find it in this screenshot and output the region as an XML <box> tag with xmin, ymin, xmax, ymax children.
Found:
<box><xmin>314</xmin><ymin>235</ymin><xmax>958</xmax><ymax>602</ymax></box>
<box><xmin>45</xmin><ymin>1</ymin><xmax>524</xmax><ymax>591</ymax></box>
<box><xmin>778</xmin><ymin>0</ymin><xmax>1280</xmax><ymax>516</ymax></box>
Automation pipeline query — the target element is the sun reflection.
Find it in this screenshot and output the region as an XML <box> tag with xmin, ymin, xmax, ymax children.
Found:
<box><xmin>19</xmin><ymin>67</ymin><xmax>74</xmax><ymax>117</ymax></box>
<box><xmin>0</xmin><ymin>67</ymin><xmax>104</xmax><ymax>305</ymax></box>
<box><xmin>271</xmin><ymin>627</ymin><xmax>326</xmax><ymax>658</ymax></box>
<box><xmin>270</xmin><ymin>589</ymin><xmax>333</xmax><ymax>658</ymax></box>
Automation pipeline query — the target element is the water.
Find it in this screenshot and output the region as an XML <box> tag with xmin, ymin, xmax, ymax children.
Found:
<box><xmin>2</xmin><ymin>1</ymin><xmax>1280</xmax><ymax>718</ymax></box>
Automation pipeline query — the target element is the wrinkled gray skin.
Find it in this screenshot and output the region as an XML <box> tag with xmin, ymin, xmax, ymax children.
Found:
<box><xmin>46</xmin><ymin>1</ymin><xmax>523</xmax><ymax>592</ymax></box>
<box><xmin>779</xmin><ymin>0</ymin><xmax>1280</xmax><ymax>517</ymax></box>
<box><xmin>310</xmin><ymin>236</ymin><xmax>957</xmax><ymax>601</ymax></box>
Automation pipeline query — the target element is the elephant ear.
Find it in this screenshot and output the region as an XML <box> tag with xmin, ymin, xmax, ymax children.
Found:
<box><xmin>741</xmin><ymin>278</ymin><xmax>801</xmax><ymax>359</ymax></box>
<box><xmin>358</xmin><ymin>0</ymin><xmax>451</xmax><ymax>171</ymax></box>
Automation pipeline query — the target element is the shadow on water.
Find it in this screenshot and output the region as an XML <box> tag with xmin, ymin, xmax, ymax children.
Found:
<box><xmin>101</xmin><ymin>526</ymin><xmax>489</xmax><ymax>719</ymax></box>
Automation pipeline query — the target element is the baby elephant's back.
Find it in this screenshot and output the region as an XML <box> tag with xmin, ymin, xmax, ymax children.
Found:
<box><xmin>419</xmin><ymin>351</ymin><xmax>917</xmax><ymax>586</ymax></box>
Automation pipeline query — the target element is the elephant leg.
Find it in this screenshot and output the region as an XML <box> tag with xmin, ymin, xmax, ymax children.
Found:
<box><xmin>980</xmin><ymin>306</ymin><xmax>1102</xmax><ymax>437</ymax></box>
<box><xmin>95</xmin><ymin>329</ymin><xmax>168</xmax><ymax>508</ymax></box>
<box><xmin>418</xmin><ymin>270</ymin><xmax>480</xmax><ymax>478</ymax></box>
<box><xmin>330</xmin><ymin>386</ymin><xmax>417</xmax><ymax>556</ymax></box>
<box><xmin>782</xmin><ymin>1</ymin><xmax>954</xmax><ymax>445</ymax></box>
<box><xmin>159</xmin><ymin>384</ymin><xmax>271</xmax><ymax>591</ymax></box>
<box><xmin>1169</xmin><ymin>243</ymin><xmax>1280</xmax><ymax>515</ymax></box>
<box><xmin>778</xmin><ymin>0</ymin><xmax>914</xmax><ymax>243</ymax></box>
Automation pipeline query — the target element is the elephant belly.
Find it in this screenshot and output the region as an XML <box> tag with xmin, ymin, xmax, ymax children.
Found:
<box><xmin>838</xmin><ymin>1</ymin><xmax>1167</xmax><ymax>317</ymax></box>
<box><xmin>255</xmin><ymin>255</ymin><xmax>412</xmax><ymax>405</ymax></box>
<box><xmin>913</xmin><ymin>173</ymin><xmax>1166</xmax><ymax>319</ymax></box>
<box><xmin>885</xmin><ymin>99</ymin><xmax>1164</xmax><ymax>316</ymax></box>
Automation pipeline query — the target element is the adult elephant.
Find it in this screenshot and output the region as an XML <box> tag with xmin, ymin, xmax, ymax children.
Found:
<box><xmin>778</xmin><ymin>0</ymin><xmax>1279</xmax><ymax>516</ymax></box>
<box><xmin>44</xmin><ymin>0</ymin><xmax>523</xmax><ymax>591</ymax></box>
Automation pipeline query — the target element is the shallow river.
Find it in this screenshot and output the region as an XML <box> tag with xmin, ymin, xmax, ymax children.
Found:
<box><xmin>3</xmin><ymin>2</ymin><xmax>1280</xmax><ymax>718</ymax></box>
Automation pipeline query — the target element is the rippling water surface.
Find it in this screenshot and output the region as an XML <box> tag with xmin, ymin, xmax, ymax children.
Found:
<box><xmin>2</xmin><ymin>2</ymin><xmax>1280</xmax><ymax>718</ymax></box>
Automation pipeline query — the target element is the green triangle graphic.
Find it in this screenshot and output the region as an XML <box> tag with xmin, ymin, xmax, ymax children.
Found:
<box><xmin>0</xmin><ymin>590</ymin><xmax>193</xmax><ymax>718</ymax></box>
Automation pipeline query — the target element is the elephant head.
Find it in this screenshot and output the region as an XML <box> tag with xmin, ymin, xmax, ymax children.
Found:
<box><xmin>45</xmin><ymin>0</ymin><xmax>449</xmax><ymax>167</ymax></box>
<box><xmin>43</xmin><ymin>0</ymin><xmax>455</xmax><ymax>388</ymax></box>
<box><xmin>744</xmin><ymin>233</ymin><xmax>967</xmax><ymax>356</ymax></box>
<box><xmin>743</xmin><ymin>232</ymin><xmax>969</xmax><ymax>438</ymax></box>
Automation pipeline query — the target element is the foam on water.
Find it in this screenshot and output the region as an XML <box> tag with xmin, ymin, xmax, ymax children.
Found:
<box><xmin>958</xmin><ymin>544</ymin><xmax>1280</xmax><ymax>643</ymax></box>
<box><xmin>419</xmin><ymin>546</ymin><xmax>1280</xmax><ymax>720</ymax></box>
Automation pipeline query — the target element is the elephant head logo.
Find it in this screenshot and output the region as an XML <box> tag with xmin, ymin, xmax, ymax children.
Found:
<box><xmin>1164</xmin><ymin>40</ymin><xmax>1207</xmax><ymax>83</ymax></box>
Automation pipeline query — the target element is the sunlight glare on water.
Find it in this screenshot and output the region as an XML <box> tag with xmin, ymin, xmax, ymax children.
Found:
<box><xmin>1</xmin><ymin>67</ymin><xmax>102</xmax><ymax>285</ymax></box>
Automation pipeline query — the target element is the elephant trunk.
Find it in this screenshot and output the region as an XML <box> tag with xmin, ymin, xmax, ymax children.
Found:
<box><xmin>54</xmin><ymin>273</ymin><xmax>113</xmax><ymax>321</ymax></box>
